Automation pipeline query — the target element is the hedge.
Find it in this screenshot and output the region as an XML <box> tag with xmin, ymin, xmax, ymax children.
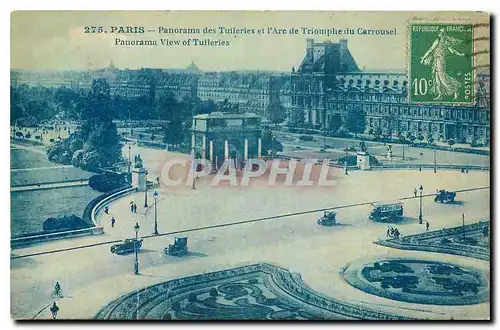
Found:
<box><xmin>43</xmin><ymin>214</ymin><xmax>90</xmax><ymax>233</ymax></box>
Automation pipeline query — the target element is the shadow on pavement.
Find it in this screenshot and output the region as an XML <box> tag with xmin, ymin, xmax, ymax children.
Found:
<box><xmin>187</xmin><ymin>251</ymin><xmax>208</xmax><ymax>258</ymax></box>
<box><xmin>138</xmin><ymin>249</ymin><xmax>157</xmax><ymax>254</ymax></box>
<box><xmin>439</xmin><ymin>200</ymin><xmax>465</xmax><ymax>206</ymax></box>
<box><xmin>10</xmin><ymin>257</ymin><xmax>39</xmax><ymax>269</ymax></box>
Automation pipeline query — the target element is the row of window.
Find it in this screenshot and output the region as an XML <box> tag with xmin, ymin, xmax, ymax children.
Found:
<box><xmin>198</xmin><ymin>93</ymin><xmax>269</xmax><ymax>102</ymax></box>
<box><xmin>197</xmin><ymin>86</ymin><xmax>269</xmax><ymax>94</ymax></box>
<box><xmin>326</xmin><ymin>102</ymin><xmax>490</xmax><ymax>124</ymax></box>
<box><xmin>291</xmin><ymin>95</ymin><xmax>324</xmax><ymax>108</ymax></box>
<box><xmin>329</xmin><ymin>93</ymin><xmax>407</xmax><ymax>103</ymax></box>
<box><xmin>366</xmin><ymin>118</ymin><xmax>486</xmax><ymax>137</ymax></box>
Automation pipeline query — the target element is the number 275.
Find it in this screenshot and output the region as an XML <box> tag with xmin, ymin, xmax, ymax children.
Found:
<box><xmin>84</xmin><ymin>26</ymin><xmax>105</xmax><ymax>33</ymax></box>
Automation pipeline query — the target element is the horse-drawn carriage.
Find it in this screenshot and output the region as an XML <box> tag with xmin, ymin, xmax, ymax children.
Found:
<box><xmin>317</xmin><ymin>211</ymin><xmax>338</xmax><ymax>226</ymax></box>
<box><xmin>110</xmin><ymin>238</ymin><xmax>143</xmax><ymax>255</ymax></box>
<box><xmin>434</xmin><ymin>190</ymin><xmax>456</xmax><ymax>203</ymax></box>
<box><xmin>164</xmin><ymin>237</ymin><xmax>188</xmax><ymax>256</ymax></box>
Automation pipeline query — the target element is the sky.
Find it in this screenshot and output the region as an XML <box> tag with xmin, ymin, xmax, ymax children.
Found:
<box><xmin>11</xmin><ymin>11</ymin><xmax>490</xmax><ymax>72</ymax></box>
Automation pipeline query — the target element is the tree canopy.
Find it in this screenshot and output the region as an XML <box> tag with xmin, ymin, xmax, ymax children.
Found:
<box><xmin>345</xmin><ymin>106</ymin><xmax>366</xmax><ymax>136</ymax></box>
<box><xmin>267</xmin><ymin>101</ymin><xmax>286</xmax><ymax>127</ymax></box>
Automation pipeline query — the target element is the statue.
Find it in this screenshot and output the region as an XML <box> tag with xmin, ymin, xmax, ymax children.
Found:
<box><xmin>358</xmin><ymin>141</ymin><xmax>367</xmax><ymax>152</ymax></box>
<box><xmin>134</xmin><ymin>155</ymin><xmax>144</xmax><ymax>169</ymax></box>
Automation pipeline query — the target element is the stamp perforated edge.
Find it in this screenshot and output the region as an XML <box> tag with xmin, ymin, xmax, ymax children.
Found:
<box><xmin>405</xmin><ymin>16</ymin><xmax>490</xmax><ymax>107</ymax></box>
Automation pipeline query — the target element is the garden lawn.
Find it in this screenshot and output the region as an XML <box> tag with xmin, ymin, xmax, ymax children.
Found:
<box><xmin>11</xmin><ymin>186</ymin><xmax>102</xmax><ymax>237</ymax></box>
<box><xmin>10</xmin><ymin>148</ymin><xmax>53</xmax><ymax>170</ymax></box>
<box><xmin>11</xmin><ymin>167</ymin><xmax>94</xmax><ymax>187</ymax></box>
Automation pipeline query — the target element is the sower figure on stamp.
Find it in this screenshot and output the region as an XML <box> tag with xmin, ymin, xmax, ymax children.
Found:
<box><xmin>420</xmin><ymin>28</ymin><xmax>465</xmax><ymax>101</ymax></box>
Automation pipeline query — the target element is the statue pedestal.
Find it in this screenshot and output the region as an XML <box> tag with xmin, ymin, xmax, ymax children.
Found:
<box><xmin>357</xmin><ymin>151</ymin><xmax>371</xmax><ymax>171</ymax></box>
<box><xmin>132</xmin><ymin>167</ymin><xmax>147</xmax><ymax>191</ymax></box>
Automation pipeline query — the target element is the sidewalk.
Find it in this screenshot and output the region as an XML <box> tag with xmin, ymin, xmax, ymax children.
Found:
<box><xmin>274</xmin><ymin>130</ymin><xmax>490</xmax><ymax>152</ymax></box>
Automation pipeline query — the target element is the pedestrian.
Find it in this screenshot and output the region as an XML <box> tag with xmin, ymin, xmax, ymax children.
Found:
<box><xmin>386</xmin><ymin>227</ymin><xmax>390</xmax><ymax>238</ymax></box>
<box><xmin>50</xmin><ymin>302</ymin><xmax>59</xmax><ymax>320</ymax></box>
<box><xmin>156</xmin><ymin>177</ymin><xmax>160</xmax><ymax>188</ymax></box>
<box><xmin>419</xmin><ymin>166</ymin><xmax>422</xmax><ymax>172</ymax></box>
<box><xmin>465</xmin><ymin>168</ymin><xmax>468</xmax><ymax>174</ymax></box>
<box><xmin>461</xmin><ymin>168</ymin><xmax>464</xmax><ymax>173</ymax></box>
<box><xmin>130</xmin><ymin>202</ymin><xmax>134</xmax><ymax>213</ymax></box>
<box><xmin>426</xmin><ymin>221</ymin><xmax>430</xmax><ymax>232</ymax></box>
<box><xmin>133</xmin><ymin>203</ymin><xmax>137</xmax><ymax>213</ymax></box>
<box><xmin>53</xmin><ymin>282</ymin><xmax>62</xmax><ymax>297</ymax></box>
<box><xmin>414</xmin><ymin>188</ymin><xmax>417</xmax><ymax>197</ymax></box>
<box><xmin>111</xmin><ymin>217</ymin><xmax>116</xmax><ymax>228</ymax></box>
<box><xmin>104</xmin><ymin>206</ymin><xmax>109</xmax><ymax>214</ymax></box>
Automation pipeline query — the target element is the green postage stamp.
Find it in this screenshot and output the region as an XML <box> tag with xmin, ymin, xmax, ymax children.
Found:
<box><xmin>409</xmin><ymin>22</ymin><xmax>474</xmax><ymax>104</ymax></box>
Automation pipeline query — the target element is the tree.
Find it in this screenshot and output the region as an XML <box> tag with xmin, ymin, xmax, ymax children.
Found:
<box><xmin>261</xmin><ymin>129</ymin><xmax>283</xmax><ymax>156</ymax></box>
<box><xmin>328</xmin><ymin>114</ymin><xmax>342</xmax><ymax>135</ymax></box>
<box><xmin>427</xmin><ymin>133</ymin><xmax>435</xmax><ymax>145</ymax></box>
<box><xmin>267</xmin><ymin>101</ymin><xmax>286</xmax><ymax>128</ymax></box>
<box><xmin>382</xmin><ymin>115</ymin><xmax>395</xmax><ymax>138</ymax></box>
<box><xmin>11</xmin><ymin>85</ymin><xmax>58</xmax><ymax>126</ymax></box>
<box><xmin>345</xmin><ymin>106</ymin><xmax>366</xmax><ymax>137</ymax></box>
<box><xmin>219</xmin><ymin>99</ymin><xmax>232</xmax><ymax>113</ymax></box>
<box><xmin>82</xmin><ymin>79</ymin><xmax>113</xmax><ymax>123</ymax></box>
<box><xmin>71</xmin><ymin>150</ymin><xmax>84</xmax><ymax>167</ymax></box>
<box><xmin>417</xmin><ymin>134</ymin><xmax>425</xmax><ymax>144</ymax></box>
<box><xmin>397</xmin><ymin>131</ymin><xmax>406</xmax><ymax>144</ymax></box>
<box><xmin>70</xmin><ymin>138</ymin><xmax>84</xmax><ymax>153</ymax></box>
<box><xmin>163</xmin><ymin>119</ymin><xmax>184</xmax><ymax>146</ymax></box>
<box><xmin>84</xmin><ymin>121</ymin><xmax>122</xmax><ymax>167</ymax></box>
<box><xmin>290</xmin><ymin>107</ymin><xmax>306</xmax><ymax>128</ymax></box>
<box><xmin>336</xmin><ymin>126</ymin><xmax>349</xmax><ymax>138</ymax></box>
<box><xmin>218</xmin><ymin>99</ymin><xmax>239</xmax><ymax>113</ymax></box>
<box><xmin>407</xmin><ymin>134</ymin><xmax>416</xmax><ymax>144</ymax></box>
<box><xmin>197</xmin><ymin>100</ymin><xmax>217</xmax><ymax>115</ymax></box>
<box><xmin>80</xmin><ymin>150</ymin><xmax>101</xmax><ymax>171</ymax></box>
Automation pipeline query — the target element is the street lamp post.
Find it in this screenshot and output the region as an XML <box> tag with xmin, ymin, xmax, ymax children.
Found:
<box><xmin>191</xmin><ymin>153</ymin><xmax>196</xmax><ymax>190</ymax></box>
<box><xmin>133</xmin><ymin>222</ymin><xmax>140</xmax><ymax>275</ymax></box>
<box><xmin>418</xmin><ymin>185</ymin><xmax>423</xmax><ymax>224</ymax></box>
<box><xmin>402</xmin><ymin>144</ymin><xmax>405</xmax><ymax>161</ymax></box>
<box><xmin>433</xmin><ymin>150</ymin><xmax>437</xmax><ymax>173</ymax></box>
<box><xmin>344</xmin><ymin>148</ymin><xmax>348</xmax><ymax>175</ymax></box>
<box><xmin>128</xmin><ymin>145</ymin><xmax>132</xmax><ymax>174</ymax></box>
<box><xmin>144</xmin><ymin>171</ymin><xmax>148</xmax><ymax>208</ymax></box>
<box><xmin>153</xmin><ymin>191</ymin><xmax>159</xmax><ymax>235</ymax></box>
<box><xmin>462</xmin><ymin>213</ymin><xmax>465</xmax><ymax>240</ymax></box>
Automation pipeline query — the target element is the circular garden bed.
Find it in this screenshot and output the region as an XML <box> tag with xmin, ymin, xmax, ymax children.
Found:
<box><xmin>343</xmin><ymin>258</ymin><xmax>489</xmax><ymax>305</ymax></box>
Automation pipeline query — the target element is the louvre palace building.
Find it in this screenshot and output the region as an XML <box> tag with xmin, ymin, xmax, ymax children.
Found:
<box><xmin>11</xmin><ymin>39</ymin><xmax>490</xmax><ymax>145</ymax></box>
<box><xmin>289</xmin><ymin>38</ymin><xmax>490</xmax><ymax>145</ymax></box>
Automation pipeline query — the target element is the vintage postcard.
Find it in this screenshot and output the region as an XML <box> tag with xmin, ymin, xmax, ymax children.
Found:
<box><xmin>10</xmin><ymin>11</ymin><xmax>490</xmax><ymax>321</ymax></box>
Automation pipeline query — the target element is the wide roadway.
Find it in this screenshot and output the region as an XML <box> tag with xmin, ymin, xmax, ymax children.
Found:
<box><xmin>10</xmin><ymin>167</ymin><xmax>490</xmax><ymax>320</ymax></box>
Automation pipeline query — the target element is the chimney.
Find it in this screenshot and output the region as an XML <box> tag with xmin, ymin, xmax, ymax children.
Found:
<box><xmin>306</xmin><ymin>38</ymin><xmax>314</xmax><ymax>62</ymax></box>
<box><xmin>339</xmin><ymin>39</ymin><xmax>348</xmax><ymax>50</ymax></box>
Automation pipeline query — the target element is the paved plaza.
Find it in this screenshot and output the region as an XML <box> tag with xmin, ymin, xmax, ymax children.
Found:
<box><xmin>10</xmin><ymin>145</ymin><xmax>490</xmax><ymax>320</ymax></box>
